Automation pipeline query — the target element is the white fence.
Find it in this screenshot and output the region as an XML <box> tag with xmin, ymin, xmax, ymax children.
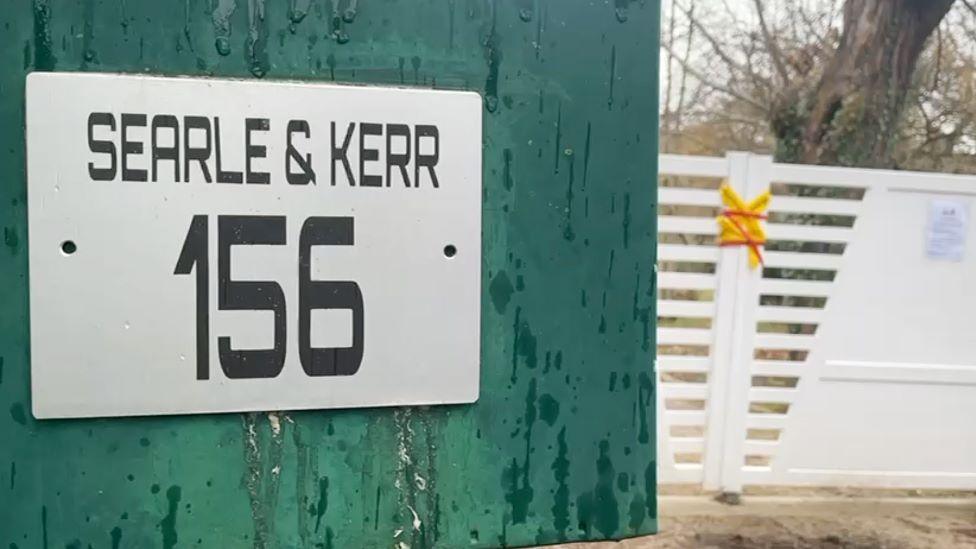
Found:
<box><xmin>656</xmin><ymin>152</ymin><xmax>976</xmax><ymax>492</ymax></box>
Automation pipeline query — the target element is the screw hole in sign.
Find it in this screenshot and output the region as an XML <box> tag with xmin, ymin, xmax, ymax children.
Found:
<box><xmin>443</xmin><ymin>244</ymin><xmax>457</xmax><ymax>258</ymax></box>
<box><xmin>61</xmin><ymin>240</ymin><xmax>77</xmax><ymax>255</ymax></box>
<box><xmin>717</xmin><ymin>183</ymin><xmax>770</xmax><ymax>269</ymax></box>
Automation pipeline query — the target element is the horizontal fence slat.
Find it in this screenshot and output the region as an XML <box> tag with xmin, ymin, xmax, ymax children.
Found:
<box><xmin>755</xmin><ymin>306</ymin><xmax>824</xmax><ymax>324</ymax></box>
<box><xmin>754</xmin><ymin>333</ymin><xmax>816</xmax><ymax>350</ymax></box>
<box><xmin>769</xmin><ymin>196</ymin><xmax>864</xmax><ymax>216</ymax></box>
<box><xmin>661</xmin><ymin>383</ymin><xmax>709</xmax><ymax>400</ymax></box>
<box><xmin>657</xmin><ymin>327</ymin><xmax>713</xmax><ymax>345</ymax></box>
<box><xmin>667</xmin><ymin>438</ymin><xmax>705</xmax><ymax>454</ymax></box>
<box><xmin>658</xmin><ymin>356</ymin><xmax>712</xmax><ymax>373</ymax></box>
<box><xmin>659</xmin><ymin>216</ymin><xmax>718</xmax><ymax>234</ymax></box>
<box><xmin>767</xmin><ymin>223</ymin><xmax>855</xmax><ymax>242</ymax></box>
<box><xmin>772</xmin><ymin>162</ymin><xmax>976</xmax><ymax>192</ymax></box>
<box><xmin>762</xmin><ymin>251</ymin><xmax>844</xmax><ymax>270</ymax></box>
<box><xmin>738</xmin><ymin>469</ymin><xmax>777</xmax><ymax>485</ymax></box>
<box><xmin>659</xmin><ymin>272</ymin><xmax>717</xmax><ymax>291</ymax></box>
<box><xmin>743</xmin><ymin>440</ymin><xmax>781</xmax><ymax>455</ymax></box>
<box><xmin>659</xmin><ymin>299</ymin><xmax>717</xmax><ymax>318</ymax></box>
<box><xmin>750</xmin><ymin>387</ymin><xmax>799</xmax><ymax>404</ymax></box>
<box><xmin>658</xmin><ymin>244</ymin><xmax>720</xmax><ymax>262</ymax></box>
<box><xmin>746</xmin><ymin>414</ymin><xmax>788</xmax><ymax>429</ymax></box>
<box><xmin>660</xmin><ymin>154</ymin><xmax>729</xmax><ymax>178</ymax></box>
<box><xmin>663</xmin><ymin>410</ymin><xmax>707</xmax><ymax>425</ymax></box>
<box><xmin>752</xmin><ymin>361</ymin><xmax>804</xmax><ymax>377</ymax></box>
<box><xmin>772</xmin><ymin>163</ymin><xmax>878</xmax><ymax>188</ymax></box>
<box><xmin>659</xmin><ymin>465</ymin><xmax>705</xmax><ymax>484</ymax></box>
<box><xmin>759</xmin><ymin>279</ymin><xmax>833</xmax><ymax>297</ymax></box>
<box><xmin>659</xmin><ymin>187</ymin><xmax>721</xmax><ymax>207</ymax></box>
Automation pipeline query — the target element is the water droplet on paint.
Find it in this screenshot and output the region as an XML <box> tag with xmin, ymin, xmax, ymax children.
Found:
<box><xmin>518</xmin><ymin>8</ymin><xmax>533</xmax><ymax>22</ymax></box>
<box><xmin>215</xmin><ymin>37</ymin><xmax>231</xmax><ymax>56</ymax></box>
<box><xmin>123</xmin><ymin>322</ymin><xmax>130</xmax><ymax>330</ymax></box>
<box><xmin>289</xmin><ymin>8</ymin><xmax>308</xmax><ymax>24</ymax></box>
<box><xmin>342</xmin><ymin>8</ymin><xmax>357</xmax><ymax>23</ymax></box>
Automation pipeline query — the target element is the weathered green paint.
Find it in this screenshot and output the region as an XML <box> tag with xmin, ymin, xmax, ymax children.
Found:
<box><xmin>0</xmin><ymin>1</ymin><xmax>659</xmax><ymax>547</ymax></box>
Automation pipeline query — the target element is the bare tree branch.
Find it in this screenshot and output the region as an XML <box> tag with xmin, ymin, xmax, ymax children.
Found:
<box><xmin>675</xmin><ymin>0</ymin><xmax>697</xmax><ymax>136</ymax></box>
<box><xmin>660</xmin><ymin>0</ymin><xmax>973</xmax><ymax>172</ymax></box>
<box><xmin>959</xmin><ymin>0</ymin><xmax>976</xmax><ymax>17</ymax></box>
<box><xmin>663</xmin><ymin>2</ymin><xmax>677</xmax><ymax>147</ymax></box>
<box><xmin>752</xmin><ymin>0</ymin><xmax>791</xmax><ymax>84</ymax></box>
<box><xmin>672</xmin><ymin>0</ymin><xmax>774</xmax><ymax>93</ymax></box>
<box><xmin>661</xmin><ymin>42</ymin><xmax>769</xmax><ymax>112</ymax></box>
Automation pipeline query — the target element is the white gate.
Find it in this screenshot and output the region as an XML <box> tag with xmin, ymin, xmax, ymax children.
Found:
<box><xmin>656</xmin><ymin>152</ymin><xmax>976</xmax><ymax>492</ymax></box>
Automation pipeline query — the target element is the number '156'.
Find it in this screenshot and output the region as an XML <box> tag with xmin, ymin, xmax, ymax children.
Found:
<box><xmin>173</xmin><ymin>215</ymin><xmax>364</xmax><ymax>380</ymax></box>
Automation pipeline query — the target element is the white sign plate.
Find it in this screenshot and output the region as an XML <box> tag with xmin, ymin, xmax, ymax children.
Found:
<box><xmin>926</xmin><ymin>198</ymin><xmax>968</xmax><ymax>262</ymax></box>
<box><xmin>26</xmin><ymin>72</ymin><xmax>482</xmax><ymax>419</ymax></box>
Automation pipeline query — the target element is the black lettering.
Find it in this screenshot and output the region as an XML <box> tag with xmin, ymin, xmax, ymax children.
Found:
<box><xmin>286</xmin><ymin>120</ymin><xmax>315</xmax><ymax>185</ymax></box>
<box><xmin>87</xmin><ymin>112</ymin><xmax>116</xmax><ymax>181</ymax></box>
<box><xmin>151</xmin><ymin>114</ymin><xmax>180</xmax><ymax>182</ymax></box>
<box><xmin>298</xmin><ymin>217</ymin><xmax>364</xmax><ymax>376</ymax></box>
<box><xmin>414</xmin><ymin>125</ymin><xmax>440</xmax><ymax>188</ymax></box>
<box><xmin>174</xmin><ymin>215</ymin><xmax>210</xmax><ymax>380</ymax></box>
<box><xmin>245</xmin><ymin>118</ymin><xmax>270</xmax><ymax>184</ymax></box>
<box><xmin>183</xmin><ymin>116</ymin><xmax>213</xmax><ymax>183</ymax></box>
<box><xmin>217</xmin><ymin>215</ymin><xmax>287</xmax><ymax>379</ymax></box>
<box><xmin>359</xmin><ymin>122</ymin><xmax>382</xmax><ymax>187</ymax></box>
<box><xmin>121</xmin><ymin>113</ymin><xmax>147</xmax><ymax>182</ymax></box>
<box><xmin>214</xmin><ymin>117</ymin><xmax>243</xmax><ymax>184</ymax></box>
<box><xmin>331</xmin><ymin>122</ymin><xmax>356</xmax><ymax>186</ymax></box>
<box><xmin>385</xmin><ymin>124</ymin><xmax>411</xmax><ymax>187</ymax></box>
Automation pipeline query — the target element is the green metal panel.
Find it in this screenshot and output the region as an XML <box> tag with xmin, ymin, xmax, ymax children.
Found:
<box><xmin>0</xmin><ymin>1</ymin><xmax>659</xmax><ymax>547</ymax></box>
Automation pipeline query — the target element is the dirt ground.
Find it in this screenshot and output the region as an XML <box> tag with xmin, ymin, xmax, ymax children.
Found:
<box><xmin>545</xmin><ymin>493</ymin><xmax>976</xmax><ymax>548</ymax></box>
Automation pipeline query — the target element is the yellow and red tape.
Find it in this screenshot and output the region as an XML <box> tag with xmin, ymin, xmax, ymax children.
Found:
<box><xmin>717</xmin><ymin>183</ymin><xmax>770</xmax><ymax>269</ymax></box>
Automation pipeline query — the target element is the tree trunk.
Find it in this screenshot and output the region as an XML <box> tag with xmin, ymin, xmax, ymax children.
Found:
<box><xmin>772</xmin><ymin>0</ymin><xmax>954</xmax><ymax>168</ymax></box>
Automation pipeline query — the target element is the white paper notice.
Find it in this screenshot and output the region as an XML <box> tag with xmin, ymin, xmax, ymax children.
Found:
<box><xmin>926</xmin><ymin>199</ymin><xmax>968</xmax><ymax>261</ymax></box>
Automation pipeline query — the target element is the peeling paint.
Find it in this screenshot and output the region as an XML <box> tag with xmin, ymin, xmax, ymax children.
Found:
<box><xmin>482</xmin><ymin>0</ymin><xmax>500</xmax><ymax>112</ymax></box>
<box><xmin>638</xmin><ymin>372</ymin><xmax>653</xmax><ymax>444</ymax></box>
<box><xmin>212</xmin><ymin>0</ymin><xmax>237</xmax><ymax>55</ymax></box>
<box><xmin>160</xmin><ymin>485</ymin><xmax>181</xmax><ymax>549</ymax></box>
<box><xmin>489</xmin><ymin>271</ymin><xmax>514</xmax><ymax>315</ymax></box>
<box><xmin>0</xmin><ymin>214</ymin><xmax>19</xmax><ymax>252</ymax></box>
<box><xmin>9</xmin><ymin>403</ymin><xmax>26</xmax><ymax>426</ymax></box>
<box><xmin>267</xmin><ymin>412</ymin><xmax>281</xmax><ymax>436</ymax></box>
<box><xmin>504</xmin><ymin>379</ymin><xmax>537</xmax><ymax>524</ymax></box>
<box><xmin>538</xmin><ymin>394</ymin><xmax>560</xmax><ymax>426</ymax></box>
<box><xmin>245</xmin><ymin>0</ymin><xmax>268</xmax><ymax>77</ymax></box>
<box><xmin>110</xmin><ymin>526</ymin><xmax>122</xmax><ymax>549</ymax></box>
<box><xmin>551</xmin><ymin>427</ymin><xmax>570</xmax><ymax>538</ymax></box>
<box><xmin>314</xmin><ymin>477</ymin><xmax>328</xmax><ymax>532</ymax></box>
<box><xmin>406</xmin><ymin>504</ymin><xmax>422</xmax><ymax>531</ymax></box>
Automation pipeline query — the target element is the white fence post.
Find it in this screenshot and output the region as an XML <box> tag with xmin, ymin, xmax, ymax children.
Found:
<box><xmin>701</xmin><ymin>152</ymin><xmax>748</xmax><ymax>490</ymax></box>
<box><xmin>722</xmin><ymin>154</ymin><xmax>771</xmax><ymax>493</ymax></box>
<box><xmin>703</xmin><ymin>152</ymin><xmax>771</xmax><ymax>494</ymax></box>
